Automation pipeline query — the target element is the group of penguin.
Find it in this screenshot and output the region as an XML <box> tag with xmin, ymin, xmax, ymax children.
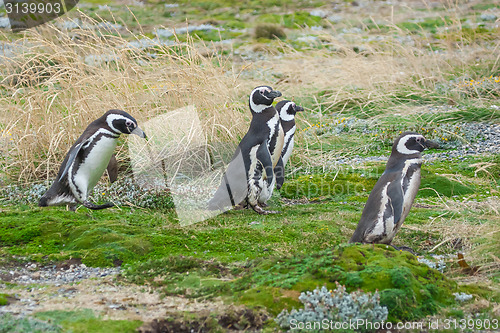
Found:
<box><xmin>38</xmin><ymin>85</ymin><xmax>439</xmax><ymax>247</ymax></box>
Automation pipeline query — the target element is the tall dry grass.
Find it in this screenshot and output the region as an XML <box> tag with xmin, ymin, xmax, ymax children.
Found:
<box><xmin>264</xmin><ymin>13</ymin><xmax>500</xmax><ymax>168</ymax></box>
<box><xmin>0</xmin><ymin>17</ymin><xmax>254</xmax><ymax>182</ymax></box>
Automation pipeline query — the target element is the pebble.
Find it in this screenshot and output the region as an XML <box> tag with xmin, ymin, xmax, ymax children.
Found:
<box><xmin>0</xmin><ymin>263</ymin><xmax>120</xmax><ymax>285</ymax></box>
<box><xmin>329</xmin><ymin>123</ymin><xmax>500</xmax><ymax>166</ymax></box>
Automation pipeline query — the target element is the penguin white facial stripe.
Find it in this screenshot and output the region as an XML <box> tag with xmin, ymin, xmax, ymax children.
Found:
<box><xmin>106</xmin><ymin>114</ymin><xmax>134</xmax><ymax>133</ymax></box>
<box><xmin>279</xmin><ymin>102</ymin><xmax>295</xmax><ymax>121</ymax></box>
<box><xmin>250</xmin><ymin>97</ymin><xmax>269</xmax><ymax>113</ymax></box>
<box><xmin>257</xmin><ymin>87</ymin><xmax>272</xmax><ymax>100</ymax></box>
<box><xmin>396</xmin><ymin>135</ymin><xmax>424</xmax><ymax>155</ymax></box>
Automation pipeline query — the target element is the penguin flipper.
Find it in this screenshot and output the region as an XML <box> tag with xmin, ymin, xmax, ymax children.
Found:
<box><xmin>386</xmin><ymin>179</ymin><xmax>404</xmax><ymax>227</ymax></box>
<box><xmin>257</xmin><ymin>143</ymin><xmax>274</xmax><ymax>186</ymax></box>
<box><xmin>107</xmin><ymin>154</ymin><xmax>118</xmax><ymax>183</ymax></box>
<box><xmin>275</xmin><ymin>157</ymin><xmax>285</xmax><ymax>190</ymax></box>
<box><xmin>59</xmin><ymin>141</ymin><xmax>85</xmax><ymax>182</ymax></box>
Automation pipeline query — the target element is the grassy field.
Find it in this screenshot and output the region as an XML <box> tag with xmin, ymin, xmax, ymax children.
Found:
<box><xmin>0</xmin><ymin>0</ymin><xmax>499</xmax><ymax>331</ymax></box>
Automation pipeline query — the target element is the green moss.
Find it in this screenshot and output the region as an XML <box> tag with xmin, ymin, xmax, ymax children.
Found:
<box><xmin>280</xmin><ymin>172</ymin><xmax>377</xmax><ymax>200</ymax></box>
<box><xmin>419</xmin><ymin>170</ymin><xmax>475</xmax><ymax>197</ymax></box>
<box><xmin>397</xmin><ymin>16</ymin><xmax>452</xmax><ymax>34</ymax></box>
<box><xmin>0</xmin><ymin>293</ymin><xmax>10</xmax><ymax>306</ymax></box>
<box><xmin>34</xmin><ymin>309</ymin><xmax>142</xmax><ymax>333</ymax></box>
<box><xmin>257</xmin><ymin>12</ymin><xmax>323</xmax><ymax>29</ymax></box>
<box><xmin>236</xmin><ymin>286</ymin><xmax>301</xmax><ymax>315</ymax></box>
<box><xmin>235</xmin><ymin>244</ymin><xmax>458</xmax><ymax>321</ymax></box>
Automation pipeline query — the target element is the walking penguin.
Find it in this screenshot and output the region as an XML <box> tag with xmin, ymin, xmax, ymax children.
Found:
<box><xmin>349</xmin><ymin>132</ymin><xmax>438</xmax><ymax>246</ymax></box>
<box><xmin>39</xmin><ymin>109</ymin><xmax>146</xmax><ymax>210</ymax></box>
<box><xmin>208</xmin><ymin>86</ymin><xmax>282</xmax><ymax>214</ymax></box>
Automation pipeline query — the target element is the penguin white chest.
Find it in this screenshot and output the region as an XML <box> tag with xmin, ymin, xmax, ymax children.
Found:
<box><xmin>401</xmin><ymin>168</ymin><xmax>421</xmax><ymax>219</ymax></box>
<box><xmin>273</xmin><ymin>125</ymin><xmax>285</xmax><ymax>167</ymax></box>
<box><xmin>282</xmin><ymin>126</ymin><xmax>296</xmax><ymax>166</ymax></box>
<box><xmin>73</xmin><ymin>137</ymin><xmax>117</xmax><ymax>197</ymax></box>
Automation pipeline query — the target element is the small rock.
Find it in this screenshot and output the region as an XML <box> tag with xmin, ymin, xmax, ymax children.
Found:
<box><xmin>310</xmin><ymin>9</ymin><xmax>328</xmax><ymax>18</ymax></box>
<box><xmin>480</xmin><ymin>13</ymin><xmax>497</xmax><ymax>21</ymax></box>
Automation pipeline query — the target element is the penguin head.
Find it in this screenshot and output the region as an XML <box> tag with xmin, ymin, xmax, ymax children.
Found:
<box><xmin>249</xmin><ymin>86</ymin><xmax>282</xmax><ymax>113</ymax></box>
<box><xmin>394</xmin><ymin>131</ymin><xmax>439</xmax><ymax>156</ymax></box>
<box><xmin>104</xmin><ymin>110</ymin><xmax>147</xmax><ymax>138</ymax></box>
<box><xmin>276</xmin><ymin>100</ymin><xmax>304</xmax><ymax>121</ymax></box>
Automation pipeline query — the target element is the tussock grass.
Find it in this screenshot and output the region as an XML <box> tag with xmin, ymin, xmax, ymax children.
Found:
<box><xmin>0</xmin><ymin>17</ymin><xmax>249</xmax><ymax>182</ymax></box>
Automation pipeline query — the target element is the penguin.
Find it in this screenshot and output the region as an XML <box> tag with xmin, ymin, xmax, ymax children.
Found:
<box><xmin>208</xmin><ymin>85</ymin><xmax>282</xmax><ymax>215</ymax></box>
<box><xmin>256</xmin><ymin>101</ymin><xmax>287</xmax><ymax>207</ymax></box>
<box><xmin>39</xmin><ymin>109</ymin><xmax>146</xmax><ymax>210</ymax></box>
<box><xmin>349</xmin><ymin>132</ymin><xmax>439</xmax><ymax>245</ymax></box>
<box><xmin>274</xmin><ymin>100</ymin><xmax>304</xmax><ymax>190</ymax></box>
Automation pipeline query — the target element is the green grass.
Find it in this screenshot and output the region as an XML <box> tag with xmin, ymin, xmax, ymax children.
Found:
<box><xmin>0</xmin><ymin>293</ymin><xmax>10</xmax><ymax>306</ymax></box>
<box><xmin>34</xmin><ymin>310</ymin><xmax>142</xmax><ymax>333</ymax></box>
<box><xmin>1</xmin><ymin>0</ymin><xmax>499</xmax><ymax>329</ymax></box>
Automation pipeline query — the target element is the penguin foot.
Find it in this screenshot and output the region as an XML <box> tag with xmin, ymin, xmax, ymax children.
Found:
<box><xmin>251</xmin><ymin>205</ymin><xmax>280</xmax><ymax>215</ymax></box>
<box><xmin>82</xmin><ymin>201</ymin><xmax>114</xmax><ymax>210</ymax></box>
<box><xmin>233</xmin><ymin>203</ymin><xmax>247</xmax><ymax>210</ymax></box>
<box><xmin>67</xmin><ymin>203</ymin><xmax>77</xmax><ymax>212</ymax></box>
<box><xmin>391</xmin><ymin>245</ymin><xmax>416</xmax><ymax>255</ymax></box>
<box><xmin>259</xmin><ymin>202</ymin><xmax>269</xmax><ymax>208</ymax></box>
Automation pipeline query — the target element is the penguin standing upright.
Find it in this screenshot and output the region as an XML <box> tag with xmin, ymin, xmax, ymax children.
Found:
<box><xmin>256</xmin><ymin>100</ymin><xmax>286</xmax><ymax>207</ymax></box>
<box><xmin>39</xmin><ymin>109</ymin><xmax>146</xmax><ymax>210</ymax></box>
<box><xmin>208</xmin><ymin>86</ymin><xmax>282</xmax><ymax>215</ymax></box>
<box><xmin>257</xmin><ymin>100</ymin><xmax>304</xmax><ymax>205</ymax></box>
<box><xmin>274</xmin><ymin>100</ymin><xmax>304</xmax><ymax>190</ymax></box>
<box><xmin>349</xmin><ymin>132</ymin><xmax>438</xmax><ymax>245</ymax></box>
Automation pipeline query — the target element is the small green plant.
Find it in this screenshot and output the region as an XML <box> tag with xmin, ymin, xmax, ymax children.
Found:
<box><xmin>275</xmin><ymin>284</ymin><xmax>388</xmax><ymax>332</ymax></box>
<box><xmin>0</xmin><ymin>313</ymin><xmax>62</xmax><ymax>333</ymax></box>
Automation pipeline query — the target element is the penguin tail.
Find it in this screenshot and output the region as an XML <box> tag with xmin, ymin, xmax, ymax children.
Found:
<box><xmin>82</xmin><ymin>201</ymin><xmax>114</xmax><ymax>210</ymax></box>
<box><xmin>207</xmin><ymin>197</ymin><xmax>225</xmax><ymax>211</ymax></box>
<box><xmin>38</xmin><ymin>196</ymin><xmax>49</xmax><ymax>207</ymax></box>
<box><xmin>348</xmin><ymin>231</ymin><xmax>364</xmax><ymax>244</ymax></box>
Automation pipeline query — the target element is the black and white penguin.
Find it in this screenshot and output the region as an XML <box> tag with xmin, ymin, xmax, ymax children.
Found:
<box><xmin>349</xmin><ymin>132</ymin><xmax>438</xmax><ymax>245</ymax></box>
<box><xmin>39</xmin><ymin>109</ymin><xmax>146</xmax><ymax>210</ymax></box>
<box><xmin>274</xmin><ymin>100</ymin><xmax>304</xmax><ymax>189</ymax></box>
<box><xmin>208</xmin><ymin>86</ymin><xmax>282</xmax><ymax>215</ymax></box>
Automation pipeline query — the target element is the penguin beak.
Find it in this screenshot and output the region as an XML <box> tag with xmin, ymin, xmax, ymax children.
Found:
<box><xmin>131</xmin><ymin>127</ymin><xmax>147</xmax><ymax>139</ymax></box>
<box><xmin>295</xmin><ymin>105</ymin><xmax>304</xmax><ymax>112</ymax></box>
<box><xmin>424</xmin><ymin>139</ymin><xmax>439</xmax><ymax>149</ymax></box>
<box><xmin>268</xmin><ymin>90</ymin><xmax>282</xmax><ymax>99</ymax></box>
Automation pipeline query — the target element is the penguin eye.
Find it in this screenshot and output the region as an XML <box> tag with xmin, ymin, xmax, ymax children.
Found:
<box><xmin>416</xmin><ymin>137</ymin><xmax>422</xmax><ymax>143</ymax></box>
<box><xmin>125</xmin><ymin>120</ymin><xmax>133</xmax><ymax>127</ymax></box>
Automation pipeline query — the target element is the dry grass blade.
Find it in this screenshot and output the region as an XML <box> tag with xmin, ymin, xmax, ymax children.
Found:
<box><xmin>0</xmin><ymin>18</ymin><xmax>249</xmax><ymax>182</ymax></box>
